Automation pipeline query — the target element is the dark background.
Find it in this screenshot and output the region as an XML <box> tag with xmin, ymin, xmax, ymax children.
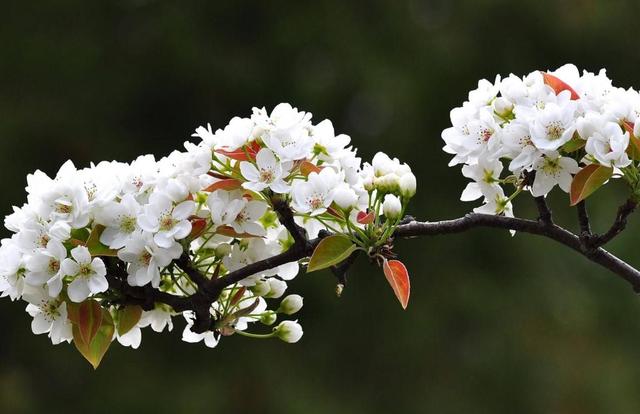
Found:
<box><xmin>2</xmin><ymin>1</ymin><xmax>640</xmax><ymax>413</ymax></box>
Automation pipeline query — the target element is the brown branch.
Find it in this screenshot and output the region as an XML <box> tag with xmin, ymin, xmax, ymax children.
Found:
<box><xmin>395</xmin><ymin>214</ymin><xmax>640</xmax><ymax>292</ymax></box>
<box><xmin>588</xmin><ymin>199</ymin><xmax>637</xmax><ymax>248</ymax></box>
<box><xmin>534</xmin><ymin>196</ymin><xmax>553</xmax><ymax>225</ymax></box>
<box><xmin>104</xmin><ymin>209</ymin><xmax>640</xmax><ymax>335</ymax></box>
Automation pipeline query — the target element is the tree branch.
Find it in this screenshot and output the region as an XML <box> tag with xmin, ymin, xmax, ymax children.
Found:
<box><xmin>395</xmin><ymin>214</ymin><xmax>640</xmax><ymax>292</ymax></box>
<box><xmin>589</xmin><ymin>199</ymin><xmax>637</xmax><ymax>248</ymax></box>
<box><xmin>534</xmin><ymin>196</ymin><xmax>553</xmax><ymax>225</ymax></box>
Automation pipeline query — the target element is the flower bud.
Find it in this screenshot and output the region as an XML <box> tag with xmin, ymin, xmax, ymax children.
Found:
<box><xmin>278</xmin><ymin>294</ymin><xmax>304</xmax><ymax>315</ymax></box>
<box><xmin>265</xmin><ymin>278</ymin><xmax>287</xmax><ymax>298</ymax></box>
<box><xmin>260</xmin><ymin>310</ymin><xmax>277</xmax><ymax>326</ymax></box>
<box><xmin>374</xmin><ymin>173</ymin><xmax>400</xmax><ymax>193</ymax></box>
<box><xmin>251</xmin><ymin>280</ymin><xmax>271</xmax><ymax>297</ymax></box>
<box><xmin>372</xmin><ymin>152</ymin><xmax>395</xmax><ymax>176</ymax></box>
<box><xmin>333</xmin><ymin>186</ymin><xmax>358</xmax><ymax>211</ymax></box>
<box><xmin>275</xmin><ymin>320</ymin><xmax>303</xmax><ymax>343</ymax></box>
<box><xmin>493</xmin><ymin>97</ymin><xmax>514</xmax><ymax>117</ymax></box>
<box><xmin>215</xmin><ymin>243</ymin><xmax>232</xmax><ymax>257</ymax></box>
<box><xmin>399</xmin><ymin>172</ymin><xmax>417</xmax><ymax>199</ymax></box>
<box><xmin>395</xmin><ymin>163</ymin><xmax>412</xmax><ymax>177</ymax></box>
<box><xmin>383</xmin><ymin>194</ymin><xmax>402</xmax><ymax>220</ymax></box>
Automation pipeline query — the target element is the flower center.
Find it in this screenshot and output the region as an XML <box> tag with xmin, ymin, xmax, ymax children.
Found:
<box><xmin>119</xmin><ymin>215</ymin><xmax>137</xmax><ymax>234</ymax></box>
<box><xmin>48</xmin><ymin>258</ymin><xmax>60</xmax><ymax>275</ymax></box>
<box><xmin>78</xmin><ymin>263</ymin><xmax>93</xmax><ymax>278</ymax></box>
<box><xmin>159</xmin><ymin>214</ymin><xmax>176</xmax><ymax>231</ymax></box>
<box><xmin>55</xmin><ymin>203</ymin><xmax>73</xmax><ymax>214</ymax></box>
<box><xmin>40</xmin><ymin>299</ymin><xmax>61</xmax><ymax>322</ymax></box>
<box><xmin>307</xmin><ymin>193</ymin><xmax>324</xmax><ymax>210</ymax></box>
<box><xmin>259</xmin><ymin>168</ymin><xmax>275</xmax><ymax>183</ymax></box>
<box><xmin>141</xmin><ymin>251</ymin><xmax>153</xmax><ymax>266</ymax></box>
<box><xmin>545</xmin><ymin>121</ymin><xmax>564</xmax><ymax>140</ymax></box>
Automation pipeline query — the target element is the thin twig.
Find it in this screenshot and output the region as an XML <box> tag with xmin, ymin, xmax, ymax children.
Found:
<box><xmin>534</xmin><ymin>196</ymin><xmax>553</xmax><ymax>225</ymax></box>
<box><xmin>589</xmin><ymin>199</ymin><xmax>637</xmax><ymax>247</ymax></box>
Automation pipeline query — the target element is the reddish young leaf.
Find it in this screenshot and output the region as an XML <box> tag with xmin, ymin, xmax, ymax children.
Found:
<box><xmin>382</xmin><ymin>259</ymin><xmax>411</xmax><ymax>310</ymax></box>
<box><xmin>189</xmin><ymin>218</ymin><xmax>208</xmax><ymax>239</ymax></box>
<box><xmin>217</xmin><ymin>225</ymin><xmax>262</xmax><ymax>238</ymax></box>
<box><xmin>204</xmin><ymin>179</ymin><xmax>242</xmax><ymax>193</ymax></box>
<box><xmin>542</xmin><ymin>72</ymin><xmax>580</xmax><ymax>100</ymax></box>
<box><xmin>230</xmin><ymin>287</ymin><xmax>247</xmax><ymax>307</ymax></box>
<box><xmin>215</xmin><ymin>141</ymin><xmax>261</xmax><ymax>161</ymax></box>
<box><xmin>77</xmin><ymin>300</ymin><xmax>104</xmax><ymax>344</ymax></box>
<box><xmin>570</xmin><ymin>164</ymin><xmax>613</xmax><ymax>206</ymax></box>
<box><xmin>73</xmin><ymin>308</ymin><xmax>115</xmax><ymax>370</ymax></box>
<box><xmin>327</xmin><ymin>206</ymin><xmax>344</xmax><ymax>219</ymax></box>
<box><xmin>116</xmin><ymin>305</ymin><xmax>143</xmax><ymax>336</ymax></box>
<box><xmin>357</xmin><ymin>211</ymin><xmax>375</xmax><ymax>224</ymax></box>
<box><xmin>300</xmin><ymin>160</ymin><xmax>322</xmax><ymax>176</ymax></box>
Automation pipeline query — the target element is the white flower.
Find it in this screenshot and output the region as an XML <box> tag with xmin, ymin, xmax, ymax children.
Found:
<box><xmin>95</xmin><ymin>194</ymin><xmax>143</xmax><ymax>249</ymax></box>
<box><xmin>254</xmin><ymin>103</ymin><xmax>314</xmax><ymax>161</ymax></box>
<box><xmin>311</xmin><ymin>119</ymin><xmax>351</xmax><ymax>161</ymax></box>
<box><xmin>239</xmin><ymin>148</ymin><xmax>290</xmax><ymax>193</ymax></box>
<box><xmin>473</xmin><ymin>187</ymin><xmax>514</xmax><ymax>217</ymax></box>
<box><xmin>333</xmin><ymin>185</ymin><xmax>359</xmax><ymax>211</ymax></box>
<box><xmin>116</xmin><ymin>326</ymin><xmax>142</xmax><ymax>349</ymax></box>
<box><xmin>278</xmin><ymin>294</ymin><xmax>303</xmax><ymax>315</ymax></box>
<box><xmin>530</xmin><ymin>152</ymin><xmax>580</xmax><ymax>197</ymax></box>
<box><xmin>182</xmin><ymin>311</ymin><xmax>219</xmax><ymax>348</ymax></box>
<box><xmin>230</xmin><ymin>200</ymin><xmax>268</xmax><ymax>236</ymax></box>
<box><xmin>291</xmin><ymin>168</ymin><xmax>342</xmax><ymax>215</ymax></box>
<box><xmin>117</xmin><ymin>235</ymin><xmax>182</xmax><ymax>288</ymax></box>
<box><xmin>578</xmin><ymin>116</ymin><xmax>630</xmax><ymax>168</ymax></box>
<box><xmin>529</xmin><ymin>102</ymin><xmax>577</xmax><ymax>151</ymax></box>
<box><xmin>139</xmin><ymin>307</ymin><xmax>174</xmax><ymax>333</ymax></box>
<box><xmin>138</xmin><ymin>192</ymin><xmax>195</xmax><ymax>248</ymax></box>
<box><xmin>460</xmin><ymin>158</ymin><xmax>503</xmax><ymax>202</ymax></box>
<box><xmin>24</xmin><ymin>239</ymin><xmax>67</xmax><ymax>297</ymax></box>
<box><xmin>382</xmin><ymin>194</ymin><xmax>402</xmax><ymax>220</ymax></box>
<box><xmin>275</xmin><ymin>320</ymin><xmax>303</xmax><ymax>343</ymax></box>
<box><xmin>265</xmin><ymin>278</ymin><xmax>287</xmax><ymax>298</ymax></box>
<box><xmin>0</xmin><ymin>240</ymin><xmax>26</xmax><ymax>300</ymax></box>
<box><xmin>61</xmin><ymin>246</ymin><xmax>108</xmax><ymax>303</ymax></box>
<box><xmin>23</xmin><ymin>288</ymin><xmax>73</xmax><ymax>345</ymax></box>
<box><xmin>206</xmin><ymin>190</ymin><xmax>245</xmax><ymax>231</ymax></box>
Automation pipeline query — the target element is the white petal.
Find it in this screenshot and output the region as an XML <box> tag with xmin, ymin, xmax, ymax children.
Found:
<box><xmin>71</xmin><ymin>246</ymin><xmax>91</xmax><ymax>264</ymax></box>
<box><xmin>67</xmin><ymin>279</ymin><xmax>90</xmax><ymax>302</ymax></box>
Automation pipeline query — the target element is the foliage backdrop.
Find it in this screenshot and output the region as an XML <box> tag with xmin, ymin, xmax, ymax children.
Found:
<box><xmin>2</xmin><ymin>1</ymin><xmax>640</xmax><ymax>413</ymax></box>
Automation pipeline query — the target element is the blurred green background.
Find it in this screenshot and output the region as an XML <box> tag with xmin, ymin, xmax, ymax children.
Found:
<box><xmin>2</xmin><ymin>0</ymin><xmax>640</xmax><ymax>413</ymax></box>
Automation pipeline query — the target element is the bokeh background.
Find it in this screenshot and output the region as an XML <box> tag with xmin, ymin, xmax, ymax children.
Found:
<box><xmin>2</xmin><ymin>0</ymin><xmax>640</xmax><ymax>413</ymax></box>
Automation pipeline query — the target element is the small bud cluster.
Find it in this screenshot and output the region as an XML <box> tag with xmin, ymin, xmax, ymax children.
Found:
<box><xmin>0</xmin><ymin>103</ymin><xmax>416</xmax><ymax>357</ymax></box>
<box><xmin>443</xmin><ymin>64</ymin><xmax>640</xmax><ymax>215</ymax></box>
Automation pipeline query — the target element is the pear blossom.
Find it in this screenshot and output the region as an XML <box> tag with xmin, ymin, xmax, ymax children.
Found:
<box><xmin>96</xmin><ymin>194</ymin><xmax>143</xmax><ymax>249</ymax></box>
<box><xmin>138</xmin><ymin>192</ymin><xmax>195</xmax><ymax>248</ymax></box>
<box><xmin>239</xmin><ymin>148</ymin><xmax>290</xmax><ymax>193</ymax></box>
<box><xmin>530</xmin><ymin>153</ymin><xmax>580</xmax><ymax>197</ymax></box>
<box><xmin>529</xmin><ymin>101</ymin><xmax>577</xmax><ymax>151</ymax></box>
<box><xmin>61</xmin><ymin>246</ymin><xmax>108</xmax><ymax>303</ymax></box>
<box><xmin>275</xmin><ymin>320</ymin><xmax>303</xmax><ymax>343</ymax></box>
<box><xmin>117</xmin><ymin>235</ymin><xmax>181</xmax><ymax>288</ymax></box>
<box><xmin>24</xmin><ymin>239</ymin><xmax>67</xmax><ymax>296</ymax></box>
<box><xmin>23</xmin><ymin>288</ymin><xmax>73</xmax><ymax>345</ymax></box>
<box><xmin>291</xmin><ymin>168</ymin><xmax>342</xmax><ymax>215</ymax></box>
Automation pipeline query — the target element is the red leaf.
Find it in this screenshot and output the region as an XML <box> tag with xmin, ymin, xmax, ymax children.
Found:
<box><xmin>77</xmin><ymin>300</ymin><xmax>104</xmax><ymax>345</ymax></box>
<box><xmin>189</xmin><ymin>218</ymin><xmax>208</xmax><ymax>239</ymax></box>
<box><xmin>116</xmin><ymin>305</ymin><xmax>143</xmax><ymax>336</ymax></box>
<box><xmin>569</xmin><ymin>164</ymin><xmax>613</xmax><ymax>206</ymax></box>
<box><xmin>73</xmin><ymin>308</ymin><xmax>114</xmax><ymax>369</ymax></box>
<box><xmin>204</xmin><ymin>179</ymin><xmax>242</xmax><ymax>193</ymax></box>
<box><xmin>217</xmin><ymin>226</ymin><xmax>262</xmax><ymax>238</ymax></box>
<box><xmin>383</xmin><ymin>259</ymin><xmax>410</xmax><ymax>310</ymax></box>
<box><xmin>542</xmin><ymin>72</ymin><xmax>580</xmax><ymax>100</ymax></box>
<box><xmin>357</xmin><ymin>211</ymin><xmax>374</xmax><ymax>224</ymax></box>
<box><xmin>215</xmin><ymin>141</ymin><xmax>261</xmax><ymax>161</ymax></box>
<box><xmin>300</xmin><ymin>160</ymin><xmax>322</xmax><ymax>176</ymax></box>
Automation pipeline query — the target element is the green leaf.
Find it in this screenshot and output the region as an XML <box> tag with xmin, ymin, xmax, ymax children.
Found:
<box><xmin>73</xmin><ymin>308</ymin><xmax>115</xmax><ymax>370</ymax></box>
<box><xmin>570</xmin><ymin>164</ymin><xmax>613</xmax><ymax>206</ymax></box>
<box><xmin>307</xmin><ymin>235</ymin><xmax>357</xmax><ymax>273</ymax></box>
<box><xmin>116</xmin><ymin>305</ymin><xmax>143</xmax><ymax>336</ymax></box>
<box><xmin>561</xmin><ymin>132</ymin><xmax>586</xmax><ymax>153</ymax></box>
<box><xmin>86</xmin><ymin>225</ymin><xmax>118</xmax><ymax>257</ymax></box>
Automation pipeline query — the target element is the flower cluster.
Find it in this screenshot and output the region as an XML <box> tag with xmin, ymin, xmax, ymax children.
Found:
<box><xmin>0</xmin><ymin>103</ymin><xmax>416</xmax><ymax>365</ymax></box>
<box><xmin>443</xmin><ymin>64</ymin><xmax>640</xmax><ymax>215</ymax></box>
